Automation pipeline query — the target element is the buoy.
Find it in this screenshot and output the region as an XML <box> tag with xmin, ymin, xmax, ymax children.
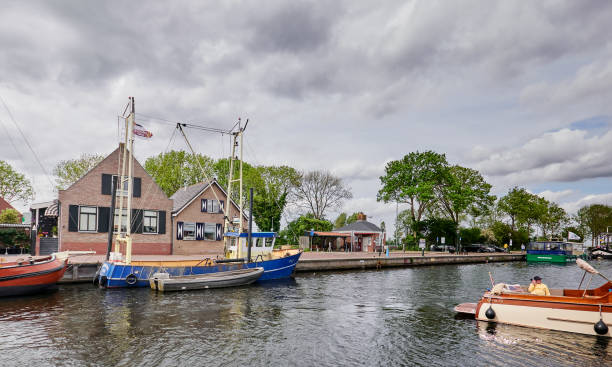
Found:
<box><xmin>485</xmin><ymin>306</ymin><xmax>496</xmax><ymax>319</ymax></box>
<box><xmin>594</xmin><ymin>319</ymin><xmax>608</xmax><ymax>335</ymax></box>
<box><xmin>125</xmin><ymin>273</ymin><xmax>138</xmax><ymax>285</ymax></box>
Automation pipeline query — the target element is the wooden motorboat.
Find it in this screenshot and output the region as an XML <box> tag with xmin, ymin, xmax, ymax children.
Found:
<box><xmin>456</xmin><ymin>259</ymin><xmax>612</xmax><ymax>337</ymax></box>
<box><xmin>0</xmin><ymin>254</ymin><xmax>68</xmax><ymax>297</ymax></box>
<box><xmin>149</xmin><ymin>267</ymin><xmax>264</xmax><ymax>292</ymax></box>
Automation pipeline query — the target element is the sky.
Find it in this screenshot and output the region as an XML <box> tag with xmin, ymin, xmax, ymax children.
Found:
<box><xmin>1</xmin><ymin>1</ymin><xmax>612</xmax><ymax>235</ymax></box>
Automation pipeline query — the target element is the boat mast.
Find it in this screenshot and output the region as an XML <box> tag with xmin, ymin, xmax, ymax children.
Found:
<box><xmin>125</xmin><ymin>97</ymin><xmax>135</xmax><ymax>264</ymax></box>
<box><xmin>224</xmin><ymin>119</ymin><xmax>248</xmax><ymax>258</ymax></box>
<box><xmin>115</xmin><ymin>97</ymin><xmax>135</xmax><ymax>264</ymax></box>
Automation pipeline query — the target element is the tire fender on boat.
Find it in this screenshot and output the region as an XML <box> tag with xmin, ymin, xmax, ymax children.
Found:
<box><xmin>126</xmin><ymin>273</ymin><xmax>138</xmax><ymax>285</ymax></box>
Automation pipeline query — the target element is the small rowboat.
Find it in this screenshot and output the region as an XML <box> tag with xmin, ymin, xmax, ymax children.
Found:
<box><xmin>150</xmin><ymin>267</ymin><xmax>264</xmax><ymax>292</ymax></box>
<box><xmin>0</xmin><ymin>254</ymin><xmax>68</xmax><ymax>297</ymax></box>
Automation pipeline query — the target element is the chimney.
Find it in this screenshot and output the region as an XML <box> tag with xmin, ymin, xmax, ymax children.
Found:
<box><xmin>357</xmin><ymin>212</ymin><xmax>366</xmax><ymax>221</ymax></box>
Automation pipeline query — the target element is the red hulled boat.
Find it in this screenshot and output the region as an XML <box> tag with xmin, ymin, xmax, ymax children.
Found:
<box><xmin>0</xmin><ymin>254</ymin><xmax>68</xmax><ymax>297</ymax></box>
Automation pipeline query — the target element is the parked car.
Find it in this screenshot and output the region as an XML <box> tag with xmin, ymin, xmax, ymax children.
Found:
<box><xmin>488</xmin><ymin>245</ymin><xmax>506</xmax><ymax>252</ymax></box>
<box><xmin>462</xmin><ymin>244</ymin><xmax>494</xmax><ymax>253</ymax></box>
<box><xmin>430</xmin><ymin>244</ymin><xmax>456</xmax><ymax>253</ymax></box>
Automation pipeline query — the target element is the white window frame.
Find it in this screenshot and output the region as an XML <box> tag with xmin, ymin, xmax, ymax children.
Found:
<box><xmin>143</xmin><ymin>210</ymin><xmax>158</xmax><ymax>234</ymax></box>
<box><xmin>183</xmin><ymin>222</ymin><xmax>196</xmax><ymax>240</ymax></box>
<box><xmin>204</xmin><ymin>223</ymin><xmax>215</xmax><ymax>240</ymax></box>
<box><xmin>113</xmin><ymin>175</ymin><xmax>130</xmax><ymax>197</ymax></box>
<box><xmin>113</xmin><ymin>208</ymin><xmax>128</xmax><ymax>234</ymax></box>
<box><xmin>207</xmin><ymin>199</ymin><xmax>220</xmax><ymax>213</ymax></box>
<box><xmin>78</xmin><ymin>206</ymin><xmax>97</xmax><ymax>232</ymax></box>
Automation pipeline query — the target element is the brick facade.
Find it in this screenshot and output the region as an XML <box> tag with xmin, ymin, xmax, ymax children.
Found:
<box><xmin>172</xmin><ymin>183</ymin><xmax>247</xmax><ymax>256</ymax></box>
<box><xmin>58</xmin><ymin>147</ymin><xmax>173</xmax><ymax>255</ymax></box>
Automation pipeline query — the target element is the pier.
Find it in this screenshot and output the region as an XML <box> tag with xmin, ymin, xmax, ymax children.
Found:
<box><xmin>41</xmin><ymin>252</ymin><xmax>525</xmax><ymax>283</ymax></box>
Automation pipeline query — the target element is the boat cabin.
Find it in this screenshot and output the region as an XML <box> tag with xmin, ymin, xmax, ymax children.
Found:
<box><xmin>527</xmin><ymin>241</ymin><xmax>573</xmax><ymax>255</ymax></box>
<box><xmin>225</xmin><ymin>232</ymin><xmax>275</xmax><ymax>261</ymax></box>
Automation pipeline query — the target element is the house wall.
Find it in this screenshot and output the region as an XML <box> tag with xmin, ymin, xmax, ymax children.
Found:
<box><xmin>172</xmin><ymin>184</ymin><xmax>247</xmax><ymax>256</ymax></box>
<box><xmin>58</xmin><ymin>147</ymin><xmax>173</xmax><ymax>255</ymax></box>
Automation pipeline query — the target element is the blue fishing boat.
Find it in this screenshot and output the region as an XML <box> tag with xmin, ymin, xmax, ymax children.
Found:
<box><xmin>97</xmin><ymin>232</ymin><xmax>301</xmax><ymax>288</ymax></box>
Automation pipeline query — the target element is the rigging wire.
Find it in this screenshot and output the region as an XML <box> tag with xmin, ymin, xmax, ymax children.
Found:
<box><xmin>0</xmin><ymin>94</ymin><xmax>55</xmax><ymax>189</ymax></box>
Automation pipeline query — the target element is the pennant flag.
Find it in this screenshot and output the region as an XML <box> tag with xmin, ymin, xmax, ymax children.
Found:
<box><xmin>568</xmin><ymin>231</ymin><xmax>580</xmax><ymax>240</ymax></box>
<box><xmin>133</xmin><ymin>123</ymin><xmax>153</xmax><ymax>139</ymax></box>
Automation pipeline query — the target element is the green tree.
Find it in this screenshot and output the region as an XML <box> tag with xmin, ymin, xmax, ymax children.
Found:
<box><xmin>278</xmin><ymin>214</ymin><xmax>333</xmax><ymax>245</ymax></box>
<box><xmin>53</xmin><ymin>153</ymin><xmax>104</xmax><ymax>190</ymax></box>
<box><xmin>0</xmin><ymin>208</ymin><xmax>20</xmax><ymax>224</ymax></box>
<box><xmin>498</xmin><ymin>187</ymin><xmax>531</xmax><ymax>232</ymax></box>
<box><xmin>435</xmin><ymin>165</ymin><xmax>496</xmax><ymax>225</ymax></box>
<box><xmin>377</xmin><ymin>151</ymin><xmax>448</xmax><ymax>232</ymax></box>
<box><xmin>251</xmin><ymin>165</ymin><xmax>300</xmax><ymax>232</ymax></box>
<box><xmin>576</xmin><ymin>204</ymin><xmax>612</xmax><ymax>246</ymax></box>
<box><xmin>294</xmin><ymin>170</ymin><xmax>352</xmax><ymax>220</ymax></box>
<box><xmin>537</xmin><ymin>201</ymin><xmax>568</xmax><ymax>240</ymax></box>
<box><xmin>334</xmin><ymin>212</ymin><xmax>347</xmax><ymax>229</ymax></box>
<box><xmin>144</xmin><ymin>150</ymin><xmax>216</xmax><ymax>197</ymax></box>
<box><xmin>0</xmin><ymin>160</ymin><xmax>34</xmax><ymax>203</ymax></box>
<box><xmin>346</xmin><ymin>212</ymin><xmax>361</xmax><ymax>224</ymax></box>
<box><xmin>490</xmin><ymin>221</ymin><xmax>512</xmax><ymax>246</ymax></box>
<box><xmin>459</xmin><ymin>227</ymin><xmax>482</xmax><ymax>245</ymax></box>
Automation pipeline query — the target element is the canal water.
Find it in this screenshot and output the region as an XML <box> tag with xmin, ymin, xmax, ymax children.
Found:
<box><xmin>2</xmin><ymin>261</ymin><xmax>612</xmax><ymax>367</ymax></box>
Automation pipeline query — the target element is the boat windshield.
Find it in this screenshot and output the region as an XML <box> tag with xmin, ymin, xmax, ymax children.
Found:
<box><xmin>528</xmin><ymin>242</ymin><xmax>572</xmax><ymax>252</ymax></box>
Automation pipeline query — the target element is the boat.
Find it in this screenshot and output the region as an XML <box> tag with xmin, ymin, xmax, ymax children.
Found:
<box><xmin>150</xmin><ymin>267</ymin><xmax>264</xmax><ymax>292</ymax></box>
<box><xmin>526</xmin><ymin>241</ymin><xmax>577</xmax><ymax>263</ymax></box>
<box><xmin>0</xmin><ymin>254</ymin><xmax>67</xmax><ymax>297</ymax></box>
<box><xmin>455</xmin><ymin>259</ymin><xmax>612</xmax><ymax>337</ymax></box>
<box><xmin>95</xmin><ymin>99</ymin><xmax>302</xmax><ymax>288</ymax></box>
<box><xmin>590</xmin><ymin>246</ymin><xmax>612</xmax><ymax>260</ymax></box>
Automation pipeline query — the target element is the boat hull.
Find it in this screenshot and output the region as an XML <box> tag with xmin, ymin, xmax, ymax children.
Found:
<box><xmin>98</xmin><ymin>252</ymin><xmax>301</xmax><ymax>288</ymax></box>
<box><xmin>526</xmin><ymin>253</ymin><xmax>576</xmax><ymax>263</ymax></box>
<box><xmin>0</xmin><ymin>256</ymin><xmax>67</xmax><ymax>297</ymax></box>
<box><xmin>150</xmin><ymin>267</ymin><xmax>264</xmax><ymax>292</ymax></box>
<box><xmin>476</xmin><ymin>298</ymin><xmax>612</xmax><ymax>337</ymax></box>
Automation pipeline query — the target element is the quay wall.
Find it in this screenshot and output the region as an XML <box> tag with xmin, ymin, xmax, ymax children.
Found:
<box><xmin>59</xmin><ymin>253</ymin><xmax>524</xmax><ymax>283</ymax></box>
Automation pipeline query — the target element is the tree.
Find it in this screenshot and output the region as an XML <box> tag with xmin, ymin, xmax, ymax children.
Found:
<box><xmin>251</xmin><ymin>165</ymin><xmax>300</xmax><ymax>232</ymax></box>
<box><xmin>459</xmin><ymin>227</ymin><xmax>482</xmax><ymax>245</ymax></box>
<box><xmin>346</xmin><ymin>212</ymin><xmax>361</xmax><ymax>224</ymax></box>
<box><xmin>334</xmin><ymin>213</ymin><xmax>347</xmax><ymax>229</ymax></box>
<box><xmin>53</xmin><ymin>154</ymin><xmax>104</xmax><ymax>190</ymax></box>
<box><xmin>498</xmin><ymin>187</ymin><xmax>531</xmax><ymax>232</ymax></box>
<box><xmin>144</xmin><ymin>150</ymin><xmax>216</xmax><ymax>197</ymax></box>
<box><xmin>435</xmin><ymin>165</ymin><xmax>496</xmax><ymax>225</ymax></box>
<box><xmin>278</xmin><ymin>214</ymin><xmax>333</xmax><ymax>245</ymax></box>
<box><xmin>294</xmin><ymin>170</ymin><xmax>352</xmax><ymax>220</ymax></box>
<box><xmin>538</xmin><ymin>201</ymin><xmax>568</xmax><ymax>240</ymax></box>
<box><xmin>0</xmin><ymin>160</ymin><xmax>34</xmax><ymax>203</ymax></box>
<box><xmin>491</xmin><ymin>221</ymin><xmax>512</xmax><ymax>246</ymax></box>
<box><xmin>0</xmin><ymin>208</ymin><xmax>20</xmax><ymax>224</ymax></box>
<box><xmin>576</xmin><ymin>204</ymin><xmax>612</xmax><ymax>245</ymax></box>
<box><xmin>377</xmin><ymin>151</ymin><xmax>447</xmax><ymax>231</ymax></box>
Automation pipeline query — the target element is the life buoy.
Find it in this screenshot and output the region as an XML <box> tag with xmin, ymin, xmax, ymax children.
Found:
<box><xmin>125</xmin><ymin>273</ymin><xmax>138</xmax><ymax>285</ymax></box>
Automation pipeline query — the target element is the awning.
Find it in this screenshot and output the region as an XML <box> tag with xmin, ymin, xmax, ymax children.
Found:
<box><xmin>43</xmin><ymin>200</ymin><xmax>59</xmax><ymax>217</ymax></box>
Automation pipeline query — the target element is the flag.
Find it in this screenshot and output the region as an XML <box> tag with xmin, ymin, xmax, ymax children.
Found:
<box><xmin>568</xmin><ymin>231</ymin><xmax>580</xmax><ymax>240</ymax></box>
<box><xmin>133</xmin><ymin>123</ymin><xmax>153</xmax><ymax>139</ymax></box>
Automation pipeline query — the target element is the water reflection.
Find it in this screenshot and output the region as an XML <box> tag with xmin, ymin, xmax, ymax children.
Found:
<box><xmin>1</xmin><ymin>262</ymin><xmax>612</xmax><ymax>366</ymax></box>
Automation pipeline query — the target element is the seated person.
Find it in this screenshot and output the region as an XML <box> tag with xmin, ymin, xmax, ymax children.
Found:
<box><xmin>528</xmin><ymin>276</ymin><xmax>550</xmax><ymax>296</ymax></box>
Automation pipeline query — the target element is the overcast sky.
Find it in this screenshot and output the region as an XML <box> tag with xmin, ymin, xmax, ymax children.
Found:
<box><xmin>1</xmin><ymin>1</ymin><xmax>611</xmax><ymax>233</ymax></box>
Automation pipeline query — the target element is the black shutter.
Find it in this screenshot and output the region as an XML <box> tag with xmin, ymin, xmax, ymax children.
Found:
<box><xmin>177</xmin><ymin>221</ymin><xmax>184</xmax><ymax>240</ymax></box>
<box><xmin>158</xmin><ymin>210</ymin><xmax>166</xmax><ymax>234</ymax></box>
<box><xmin>201</xmin><ymin>199</ymin><xmax>207</xmax><ymax>212</ymax></box>
<box><xmin>68</xmin><ymin>205</ymin><xmax>79</xmax><ymax>232</ymax></box>
<box><xmin>101</xmin><ymin>174</ymin><xmax>112</xmax><ymax>195</ymax></box>
<box><xmin>133</xmin><ymin>177</ymin><xmax>141</xmax><ymax>197</ymax></box>
<box><xmin>131</xmin><ymin>209</ymin><xmax>143</xmax><ymax>233</ymax></box>
<box><xmin>98</xmin><ymin>207</ymin><xmax>110</xmax><ymax>233</ymax></box>
<box><xmin>196</xmin><ymin>222</ymin><xmax>204</xmax><ymax>240</ymax></box>
<box><xmin>219</xmin><ymin>200</ymin><xmax>224</xmax><ymax>214</ymax></box>
<box><xmin>216</xmin><ymin>223</ymin><xmax>222</xmax><ymax>241</ymax></box>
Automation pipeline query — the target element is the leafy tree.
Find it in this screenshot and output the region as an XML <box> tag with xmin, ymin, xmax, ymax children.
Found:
<box><xmin>0</xmin><ymin>160</ymin><xmax>34</xmax><ymax>203</ymax></box>
<box><xmin>278</xmin><ymin>214</ymin><xmax>333</xmax><ymax>245</ymax></box>
<box><xmin>346</xmin><ymin>212</ymin><xmax>362</xmax><ymax>224</ymax></box>
<box><xmin>0</xmin><ymin>228</ymin><xmax>29</xmax><ymax>247</ymax></box>
<box><xmin>377</xmin><ymin>151</ymin><xmax>447</xmax><ymax>230</ymax></box>
<box><xmin>521</xmin><ymin>194</ymin><xmax>548</xmax><ymax>239</ymax></box>
<box><xmin>576</xmin><ymin>204</ymin><xmax>612</xmax><ymax>246</ymax></box>
<box><xmin>144</xmin><ymin>150</ymin><xmax>216</xmax><ymax>197</ymax></box>
<box><xmin>53</xmin><ymin>153</ymin><xmax>104</xmax><ymax>190</ymax></box>
<box><xmin>0</xmin><ymin>208</ymin><xmax>20</xmax><ymax>224</ymax></box>
<box><xmin>498</xmin><ymin>187</ymin><xmax>531</xmax><ymax>232</ymax></box>
<box><xmin>490</xmin><ymin>221</ymin><xmax>512</xmax><ymax>246</ymax></box>
<box><xmin>459</xmin><ymin>227</ymin><xmax>482</xmax><ymax>245</ymax></box>
<box><xmin>213</xmin><ymin>158</ymin><xmax>262</xmax><ymax>204</ymax></box>
<box><xmin>435</xmin><ymin>165</ymin><xmax>496</xmax><ymax>225</ymax></box>
<box><xmin>416</xmin><ymin>217</ymin><xmax>458</xmax><ymax>247</ymax></box>
<box><xmin>294</xmin><ymin>170</ymin><xmax>352</xmax><ymax>220</ymax></box>
<box><xmin>251</xmin><ymin>165</ymin><xmax>300</xmax><ymax>232</ymax></box>
<box><xmin>396</xmin><ymin>209</ymin><xmax>415</xmax><ymax>240</ymax></box>
<box><xmin>537</xmin><ymin>201</ymin><xmax>568</xmax><ymax>240</ymax></box>
<box><xmin>334</xmin><ymin>212</ymin><xmax>347</xmax><ymax>229</ymax></box>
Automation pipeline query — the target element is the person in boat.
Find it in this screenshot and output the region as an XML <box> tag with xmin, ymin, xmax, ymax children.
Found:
<box><xmin>528</xmin><ymin>276</ymin><xmax>550</xmax><ymax>296</ymax></box>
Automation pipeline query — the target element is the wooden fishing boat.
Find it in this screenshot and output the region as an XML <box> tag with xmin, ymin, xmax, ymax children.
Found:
<box><xmin>0</xmin><ymin>254</ymin><xmax>67</xmax><ymax>297</ymax></box>
<box><xmin>455</xmin><ymin>259</ymin><xmax>612</xmax><ymax>337</ymax></box>
<box><xmin>149</xmin><ymin>267</ymin><xmax>264</xmax><ymax>292</ymax></box>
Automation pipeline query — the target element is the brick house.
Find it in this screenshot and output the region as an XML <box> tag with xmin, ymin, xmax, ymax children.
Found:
<box><xmin>0</xmin><ymin>197</ymin><xmax>22</xmax><ymax>222</ymax></box>
<box><xmin>171</xmin><ymin>180</ymin><xmax>247</xmax><ymax>256</ymax></box>
<box><xmin>334</xmin><ymin>213</ymin><xmax>386</xmax><ymax>252</ymax></box>
<box><xmin>58</xmin><ymin>145</ymin><xmax>173</xmax><ymax>255</ymax></box>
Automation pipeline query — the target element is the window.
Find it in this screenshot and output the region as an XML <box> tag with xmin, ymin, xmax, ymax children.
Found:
<box><xmin>113</xmin><ymin>175</ymin><xmax>129</xmax><ymax>197</ymax></box>
<box><xmin>204</xmin><ymin>223</ymin><xmax>215</xmax><ymax>240</ymax></box>
<box><xmin>114</xmin><ymin>208</ymin><xmax>128</xmax><ymax>233</ymax></box>
<box><xmin>143</xmin><ymin>210</ymin><xmax>158</xmax><ymax>234</ymax></box>
<box><xmin>208</xmin><ymin>199</ymin><xmax>221</xmax><ymax>213</ymax></box>
<box><xmin>265</xmin><ymin>237</ymin><xmax>274</xmax><ymax>247</ymax></box>
<box><xmin>79</xmin><ymin>206</ymin><xmax>97</xmax><ymax>232</ymax></box>
<box><xmin>183</xmin><ymin>222</ymin><xmax>196</xmax><ymax>240</ymax></box>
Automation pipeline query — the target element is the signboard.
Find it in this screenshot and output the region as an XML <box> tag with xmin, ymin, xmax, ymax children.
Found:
<box><xmin>441</xmin><ymin>237</ymin><xmax>445</xmax><ymax>244</ymax></box>
<box><xmin>419</xmin><ymin>239</ymin><xmax>426</xmax><ymax>249</ymax></box>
